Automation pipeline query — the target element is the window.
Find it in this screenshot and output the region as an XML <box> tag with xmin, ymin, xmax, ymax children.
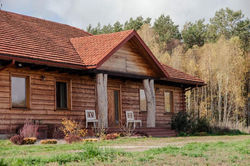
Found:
<box><xmin>164</xmin><ymin>91</ymin><xmax>173</xmax><ymax>113</ymax></box>
<box><xmin>140</xmin><ymin>89</ymin><xmax>146</xmax><ymax>111</ymax></box>
<box><xmin>11</xmin><ymin>76</ymin><xmax>29</xmax><ymax>108</ymax></box>
<box><xmin>56</xmin><ymin>82</ymin><xmax>68</xmax><ymax>109</ymax></box>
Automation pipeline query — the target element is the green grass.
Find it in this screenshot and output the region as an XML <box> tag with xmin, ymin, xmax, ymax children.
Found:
<box><xmin>0</xmin><ymin>136</ymin><xmax>249</xmax><ymax>166</ymax></box>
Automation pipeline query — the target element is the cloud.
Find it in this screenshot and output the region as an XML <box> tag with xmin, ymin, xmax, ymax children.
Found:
<box><xmin>2</xmin><ymin>0</ymin><xmax>249</xmax><ymax>30</ymax></box>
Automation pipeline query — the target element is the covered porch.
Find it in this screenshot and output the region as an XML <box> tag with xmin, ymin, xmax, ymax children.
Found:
<box><xmin>95</xmin><ymin>72</ymin><xmax>157</xmax><ymax>129</ymax></box>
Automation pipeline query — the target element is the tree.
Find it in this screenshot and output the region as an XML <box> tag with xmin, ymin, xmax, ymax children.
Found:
<box><xmin>182</xmin><ymin>19</ymin><xmax>207</xmax><ymax>48</ymax></box>
<box><xmin>113</xmin><ymin>21</ymin><xmax>123</xmax><ymax>32</ymax></box>
<box><xmin>153</xmin><ymin>14</ymin><xmax>181</xmax><ymax>49</ymax></box>
<box><xmin>207</xmin><ymin>8</ymin><xmax>244</xmax><ymax>41</ymax></box>
<box><xmin>124</xmin><ymin>16</ymin><xmax>151</xmax><ymax>30</ymax></box>
<box><xmin>234</xmin><ymin>19</ymin><xmax>250</xmax><ymax>52</ymax></box>
<box><xmin>86</xmin><ymin>22</ymin><xmax>102</xmax><ymax>35</ymax></box>
<box><xmin>102</xmin><ymin>24</ymin><xmax>114</xmax><ymax>34</ymax></box>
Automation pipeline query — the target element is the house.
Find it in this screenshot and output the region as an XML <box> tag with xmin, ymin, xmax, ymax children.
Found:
<box><xmin>0</xmin><ymin>11</ymin><xmax>205</xmax><ymax>137</ymax></box>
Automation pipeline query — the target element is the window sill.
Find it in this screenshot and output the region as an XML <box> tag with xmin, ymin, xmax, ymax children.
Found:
<box><xmin>10</xmin><ymin>107</ymin><xmax>30</xmax><ymax>111</ymax></box>
<box><xmin>54</xmin><ymin>109</ymin><xmax>70</xmax><ymax>111</ymax></box>
<box><xmin>163</xmin><ymin>112</ymin><xmax>174</xmax><ymax>115</ymax></box>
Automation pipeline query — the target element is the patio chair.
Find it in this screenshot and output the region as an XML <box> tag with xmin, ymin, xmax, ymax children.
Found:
<box><xmin>126</xmin><ymin>111</ymin><xmax>142</xmax><ymax>129</ymax></box>
<box><xmin>85</xmin><ymin>110</ymin><xmax>98</xmax><ymax>128</ymax></box>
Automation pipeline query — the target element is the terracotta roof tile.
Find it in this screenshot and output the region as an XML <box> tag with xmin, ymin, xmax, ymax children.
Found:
<box><xmin>0</xmin><ymin>10</ymin><xmax>90</xmax><ymax>66</ymax></box>
<box><xmin>162</xmin><ymin>64</ymin><xmax>205</xmax><ymax>85</ymax></box>
<box><xmin>70</xmin><ymin>30</ymin><xmax>134</xmax><ymax>67</ymax></box>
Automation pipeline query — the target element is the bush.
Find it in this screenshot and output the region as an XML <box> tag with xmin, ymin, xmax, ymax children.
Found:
<box><xmin>105</xmin><ymin>133</ymin><xmax>120</xmax><ymax>140</ymax></box>
<box><xmin>210</xmin><ymin>126</ymin><xmax>244</xmax><ymax>135</ymax></box>
<box><xmin>82</xmin><ymin>138</ymin><xmax>98</xmax><ymax>142</ymax></box>
<box><xmin>10</xmin><ymin>135</ymin><xmax>24</xmax><ymax>145</ymax></box>
<box><xmin>23</xmin><ymin>137</ymin><xmax>37</xmax><ymax>144</ymax></box>
<box><xmin>60</xmin><ymin>119</ymin><xmax>88</xmax><ymax>143</ymax></box>
<box><xmin>64</xmin><ymin>135</ymin><xmax>82</xmax><ymax>144</ymax></box>
<box><xmin>61</xmin><ymin>119</ymin><xmax>87</xmax><ymax>137</ymax></box>
<box><xmin>52</xmin><ymin>126</ymin><xmax>65</xmax><ymax>139</ymax></box>
<box><xmin>171</xmin><ymin>112</ymin><xmax>191</xmax><ymax>133</ymax></box>
<box><xmin>20</xmin><ymin>121</ymin><xmax>39</xmax><ymax>138</ymax></box>
<box><xmin>193</xmin><ymin>117</ymin><xmax>211</xmax><ymax>133</ymax></box>
<box><xmin>171</xmin><ymin>112</ymin><xmax>211</xmax><ymax>134</ymax></box>
<box><xmin>40</xmin><ymin>139</ymin><xmax>58</xmax><ymax>144</ymax></box>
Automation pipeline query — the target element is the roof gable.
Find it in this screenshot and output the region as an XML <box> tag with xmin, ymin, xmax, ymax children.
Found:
<box><xmin>99</xmin><ymin>40</ymin><xmax>161</xmax><ymax>77</ymax></box>
<box><xmin>70</xmin><ymin>30</ymin><xmax>167</xmax><ymax>77</ymax></box>
<box><xmin>70</xmin><ymin>30</ymin><xmax>134</xmax><ymax>67</ymax></box>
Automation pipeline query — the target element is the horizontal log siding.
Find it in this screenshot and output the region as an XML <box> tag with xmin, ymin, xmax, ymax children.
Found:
<box><xmin>0</xmin><ymin>67</ymin><xmax>185</xmax><ymax>133</ymax></box>
<box><xmin>0</xmin><ymin>67</ymin><xmax>96</xmax><ymax>133</ymax></box>
<box><xmin>109</xmin><ymin>78</ymin><xmax>185</xmax><ymax>128</ymax></box>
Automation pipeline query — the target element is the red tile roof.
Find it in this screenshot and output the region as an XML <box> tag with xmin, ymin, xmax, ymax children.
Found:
<box><xmin>0</xmin><ymin>10</ymin><xmax>90</xmax><ymax>66</ymax></box>
<box><xmin>0</xmin><ymin>10</ymin><xmax>205</xmax><ymax>86</ymax></box>
<box><xmin>70</xmin><ymin>30</ymin><xmax>134</xmax><ymax>67</ymax></box>
<box><xmin>162</xmin><ymin>64</ymin><xmax>205</xmax><ymax>85</ymax></box>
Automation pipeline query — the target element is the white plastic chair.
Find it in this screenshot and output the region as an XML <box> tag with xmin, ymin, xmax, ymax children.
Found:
<box><xmin>85</xmin><ymin>110</ymin><xmax>98</xmax><ymax>128</ymax></box>
<box><xmin>126</xmin><ymin>111</ymin><xmax>142</xmax><ymax>129</ymax></box>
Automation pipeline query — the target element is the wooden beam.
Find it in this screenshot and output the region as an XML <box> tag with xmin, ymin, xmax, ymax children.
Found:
<box><xmin>143</xmin><ymin>79</ymin><xmax>156</xmax><ymax>127</ymax></box>
<box><xmin>96</xmin><ymin>73</ymin><xmax>108</xmax><ymax>128</ymax></box>
<box><xmin>0</xmin><ymin>60</ymin><xmax>15</xmax><ymax>72</ymax></box>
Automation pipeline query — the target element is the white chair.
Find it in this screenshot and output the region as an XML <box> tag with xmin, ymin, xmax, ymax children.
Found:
<box><xmin>126</xmin><ymin>111</ymin><xmax>142</xmax><ymax>129</ymax></box>
<box><xmin>85</xmin><ymin>110</ymin><xmax>98</xmax><ymax>128</ymax></box>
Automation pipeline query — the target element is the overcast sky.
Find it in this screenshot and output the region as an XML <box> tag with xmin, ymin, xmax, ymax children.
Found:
<box><xmin>1</xmin><ymin>0</ymin><xmax>249</xmax><ymax>30</ymax></box>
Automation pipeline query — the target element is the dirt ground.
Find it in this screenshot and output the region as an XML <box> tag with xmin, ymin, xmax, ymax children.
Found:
<box><xmin>101</xmin><ymin>135</ymin><xmax>250</xmax><ymax>151</ymax></box>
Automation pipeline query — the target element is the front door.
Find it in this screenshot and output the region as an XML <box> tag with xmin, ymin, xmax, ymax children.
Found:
<box><xmin>108</xmin><ymin>89</ymin><xmax>120</xmax><ymax>127</ymax></box>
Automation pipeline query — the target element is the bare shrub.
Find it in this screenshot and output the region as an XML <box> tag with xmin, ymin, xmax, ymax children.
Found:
<box><xmin>20</xmin><ymin>120</ymin><xmax>39</xmax><ymax>138</ymax></box>
<box><xmin>119</xmin><ymin>123</ymin><xmax>135</xmax><ymax>137</ymax></box>
<box><xmin>95</xmin><ymin>127</ymin><xmax>107</xmax><ymax>140</ymax></box>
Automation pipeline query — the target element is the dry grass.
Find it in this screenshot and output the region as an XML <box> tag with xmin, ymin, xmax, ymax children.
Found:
<box><xmin>0</xmin><ymin>135</ymin><xmax>249</xmax><ymax>166</ymax></box>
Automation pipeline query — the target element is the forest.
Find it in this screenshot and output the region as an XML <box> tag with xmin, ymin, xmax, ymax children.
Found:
<box><xmin>86</xmin><ymin>8</ymin><xmax>250</xmax><ymax>130</ymax></box>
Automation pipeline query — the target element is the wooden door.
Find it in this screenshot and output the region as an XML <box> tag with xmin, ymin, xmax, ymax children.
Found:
<box><xmin>108</xmin><ymin>89</ymin><xmax>120</xmax><ymax>127</ymax></box>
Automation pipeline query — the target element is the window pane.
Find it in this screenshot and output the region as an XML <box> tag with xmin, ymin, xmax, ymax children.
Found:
<box><xmin>140</xmin><ymin>89</ymin><xmax>146</xmax><ymax>111</ymax></box>
<box><xmin>56</xmin><ymin>82</ymin><xmax>67</xmax><ymax>109</ymax></box>
<box><xmin>11</xmin><ymin>77</ymin><xmax>26</xmax><ymax>107</ymax></box>
<box><xmin>165</xmin><ymin>91</ymin><xmax>172</xmax><ymax>112</ymax></box>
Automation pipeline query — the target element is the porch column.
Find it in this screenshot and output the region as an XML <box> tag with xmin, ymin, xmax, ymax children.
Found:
<box><xmin>143</xmin><ymin>79</ymin><xmax>156</xmax><ymax>127</ymax></box>
<box><xmin>96</xmin><ymin>73</ymin><xmax>108</xmax><ymax>128</ymax></box>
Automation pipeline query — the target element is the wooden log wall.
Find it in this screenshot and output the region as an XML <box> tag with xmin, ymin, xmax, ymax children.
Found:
<box><xmin>0</xmin><ymin>67</ymin><xmax>186</xmax><ymax>134</ymax></box>
<box><xmin>108</xmin><ymin>78</ymin><xmax>186</xmax><ymax>128</ymax></box>
<box><xmin>99</xmin><ymin>41</ymin><xmax>161</xmax><ymax>78</ymax></box>
<box><xmin>0</xmin><ymin>67</ymin><xmax>96</xmax><ymax>133</ymax></box>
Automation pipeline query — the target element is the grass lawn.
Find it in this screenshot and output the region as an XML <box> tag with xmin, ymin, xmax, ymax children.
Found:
<box><xmin>0</xmin><ymin>135</ymin><xmax>249</xmax><ymax>166</ymax></box>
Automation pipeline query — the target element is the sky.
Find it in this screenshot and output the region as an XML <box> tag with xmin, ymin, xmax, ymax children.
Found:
<box><xmin>1</xmin><ymin>0</ymin><xmax>249</xmax><ymax>30</ymax></box>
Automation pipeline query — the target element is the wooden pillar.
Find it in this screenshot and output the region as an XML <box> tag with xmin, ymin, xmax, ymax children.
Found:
<box><xmin>143</xmin><ymin>79</ymin><xmax>156</xmax><ymax>127</ymax></box>
<box><xmin>96</xmin><ymin>73</ymin><xmax>108</xmax><ymax>128</ymax></box>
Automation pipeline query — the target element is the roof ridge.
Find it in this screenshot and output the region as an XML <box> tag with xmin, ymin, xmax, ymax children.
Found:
<box><xmin>71</xmin><ymin>29</ymin><xmax>134</xmax><ymax>40</ymax></box>
<box><xmin>0</xmin><ymin>10</ymin><xmax>92</xmax><ymax>36</ymax></box>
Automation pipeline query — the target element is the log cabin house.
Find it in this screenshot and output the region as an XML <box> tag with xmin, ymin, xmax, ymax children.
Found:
<box><xmin>0</xmin><ymin>11</ymin><xmax>205</xmax><ymax>137</ymax></box>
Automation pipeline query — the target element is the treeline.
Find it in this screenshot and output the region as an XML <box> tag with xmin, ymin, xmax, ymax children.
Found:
<box><xmin>86</xmin><ymin>8</ymin><xmax>249</xmax><ymax>52</ymax></box>
<box><xmin>86</xmin><ymin>8</ymin><xmax>250</xmax><ymax>129</ymax></box>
